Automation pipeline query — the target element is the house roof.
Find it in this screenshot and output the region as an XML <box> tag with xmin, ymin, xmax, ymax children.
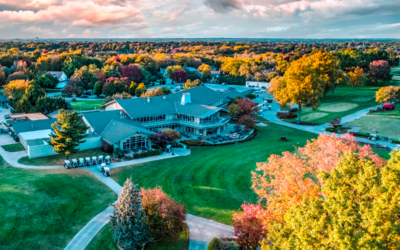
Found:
<box><xmin>100</xmin><ymin>120</ymin><xmax>154</xmax><ymax>144</ymax></box>
<box><xmin>12</xmin><ymin>119</ymin><xmax>56</xmax><ymax>134</ymax></box>
<box><xmin>82</xmin><ymin>110</ymin><xmax>150</xmax><ymax>135</ymax></box>
<box><xmin>47</xmin><ymin>71</ymin><xmax>65</xmax><ymax>79</ymax></box>
<box><xmin>20</xmin><ymin>129</ymin><xmax>52</xmax><ymax>141</ymax></box>
<box><xmin>0</xmin><ymin>95</ymin><xmax>10</xmax><ymax>102</ymax></box>
<box><xmin>175</xmin><ymin>103</ymin><xmax>223</xmax><ymax>118</ymax></box>
<box><xmin>47</xmin><ymin>109</ymin><xmax>60</xmax><ymax>119</ymax></box>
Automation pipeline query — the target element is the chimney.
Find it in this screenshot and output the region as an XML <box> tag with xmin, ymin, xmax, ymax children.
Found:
<box><xmin>181</xmin><ymin>93</ymin><xmax>191</xmax><ymax>105</ymax></box>
<box><xmin>147</xmin><ymin>97</ymin><xmax>150</xmax><ymax>103</ymax></box>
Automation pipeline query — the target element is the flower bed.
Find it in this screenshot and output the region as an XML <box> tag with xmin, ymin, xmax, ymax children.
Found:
<box><xmin>277</xmin><ymin>111</ymin><xmax>297</xmax><ymax>119</ymax></box>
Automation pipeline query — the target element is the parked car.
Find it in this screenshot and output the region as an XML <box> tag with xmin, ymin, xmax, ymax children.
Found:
<box><xmin>80</xmin><ymin>95</ymin><xmax>89</xmax><ymax>98</ymax></box>
<box><xmin>383</xmin><ymin>103</ymin><xmax>395</xmax><ymax>110</ymax></box>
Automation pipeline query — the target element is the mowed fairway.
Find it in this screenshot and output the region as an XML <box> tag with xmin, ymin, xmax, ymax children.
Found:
<box><xmin>0</xmin><ymin>156</ymin><xmax>117</xmax><ymax>249</ymax></box>
<box><xmin>111</xmin><ymin>123</ymin><xmax>317</xmax><ymax>225</ymax></box>
<box><xmin>70</xmin><ymin>100</ymin><xmax>105</xmax><ymax>111</ymax></box>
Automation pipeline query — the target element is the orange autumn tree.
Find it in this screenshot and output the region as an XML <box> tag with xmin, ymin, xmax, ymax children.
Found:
<box><xmin>247</xmin><ymin>133</ymin><xmax>385</xmax><ymax>238</ymax></box>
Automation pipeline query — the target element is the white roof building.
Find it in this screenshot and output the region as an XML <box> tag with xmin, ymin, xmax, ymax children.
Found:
<box><xmin>47</xmin><ymin>71</ymin><xmax>68</xmax><ymax>89</ymax></box>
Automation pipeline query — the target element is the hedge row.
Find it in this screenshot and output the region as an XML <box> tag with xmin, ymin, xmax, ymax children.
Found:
<box><xmin>134</xmin><ymin>149</ymin><xmax>163</xmax><ymax>159</ymax></box>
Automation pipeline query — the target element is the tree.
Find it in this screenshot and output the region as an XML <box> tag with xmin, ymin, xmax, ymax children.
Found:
<box><xmin>166</xmin><ymin>65</ymin><xmax>183</xmax><ymax>78</ymax></box>
<box><xmin>93</xmin><ymin>82</ymin><xmax>103</xmax><ymax>97</ymax></box>
<box><xmin>262</xmin><ymin>150</ymin><xmax>400</xmax><ymax>250</ymax></box>
<box><xmin>202</xmin><ymin>70</ymin><xmax>211</xmax><ymax>82</ymax></box>
<box><xmin>49</xmin><ymin>110</ymin><xmax>89</xmax><ymax>160</ymax></box>
<box><xmin>252</xmin><ymin>133</ymin><xmax>385</xmax><ymax>233</ymax></box>
<box><xmin>140</xmin><ymin>187</ymin><xmax>186</xmax><ymax>241</ymax></box>
<box><xmin>36</xmin><ymin>73</ymin><xmax>59</xmax><ymax>90</ymax></box>
<box><xmin>376</xmin><ymin>85</ymin><xmax>400</xmax><ymax>104</ymax></box>
<box><xmin>128</xmin><ymin>82</ymin><xmax>138</xmax><ymax>96</ymax></box>
<box><xmin>198</xmin><ymin>63</ymin><xmax>212</xmax><ymax>72</ymax></box>
<box><xmin>140</xmin><ymin>87</ymin><xmax>170</xmax><ymax>97</ymax></box>
<box><xmin>25</xmin><ymin>81</ymin><xmax>45</xmax><ymax>106</ymax></box>
<box><xmin>119</xmin><ymin>65</ymin><xmax>142</xmax><ymax>82</ymax></box>
<box><xmin>6</xmin><ymin>71</ymin><xmax>28</xmax><ymax>84</ymax></box>
<box><xmin>0</xmin><ymin>65</ymin><xmax>6</xmax><ymax>85</ymax></box>
<box><xmin>74</xmin><ymin>65</ymin><xmax>99</xmax><ymax>92</ymax></box>
<box><xmin>348</xmin><ymin>66</ymin><xmax>366</xmax><ymax>87</ymax></box>
<box><xmin>149</xmin><ymin>131</ymin><xmax>173</xmax><ymax>149</ymax></box>
<box><xmin>170</xmin><ymin>70</ymin><xmax>188</xmax><ymax>84</ymax></box>
<box><xmin>110</xmin><ymin>178</ymin><xmax>152</xmax><ymax>250</ymax></box>
<box><xmin>135</xmin><ymin>83</ymin><xmax>146</xmax><ymax>97</ymax></box>
<box><xmin>369</xmin><ymin>60</ymin><xmax>392</xmax><ymax>84</ymax></box>
<box><xmin>245</xmin><ymin>92</ymin><xmax>256</xmax><ymax>100</ymax></box>
<box><xmin>3</xmin><ymin>79</ymin><xmax>29</xmax><ymax>99</ymax></box>
<box><xmin>226</xmin><ymin>103</ymin><xmax>240</xmax><ymax>118</ymax></box>
<box><xmin>239</xmin><ymin>115</ymin><xmax>256</xmax><ymax>129</ymax></box>
<box><xmin>271</xmin><ymin>52</ymin><xmax>339</xmax><ymax>124</ymax></box>
<box><xmin>163</xmin><ymin>129</ymin><xmax>181</xmax><ymax>141</ymax></box>
<box><xmin>183</xmin><ymin>79</ymin><xmax>202</xmax><ymax>89</ymax></box>
<box><xmin>237</xmin><ymin>98</ymin><xmax>258</xmax><ymax>117</ymax></box>
<box><xmin>233</xmin><ymin>204</ymin><xmax>265</xmax><ymax>249</ymax></box>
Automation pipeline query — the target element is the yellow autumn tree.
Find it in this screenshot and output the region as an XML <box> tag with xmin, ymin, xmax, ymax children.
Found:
<box><xmin>376</xmin><ymin>85</ymin><xmax>400</xmax><ymax>104</ymax></box>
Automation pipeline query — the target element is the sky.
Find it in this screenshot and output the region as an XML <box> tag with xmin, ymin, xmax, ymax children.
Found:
<box><xmin>0</xmin><ymin>0</ymin><xmax>399</xmax><ymax>39</ymax></box>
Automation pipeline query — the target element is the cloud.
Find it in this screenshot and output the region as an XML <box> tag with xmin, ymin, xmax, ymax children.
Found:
<box><xmin>0</xmin><ymin>1</ymin><xmax>149</xmax><ymax>29</ymax></box>
<box><xmin>22</xmin><ymin>25</ymin><xmax>55</xmax><ymax>35</ymax></box>
<box><xmin>204</xmin><ymin>0</ymin><xmax>242</xmax><ymax>13</ymax></box>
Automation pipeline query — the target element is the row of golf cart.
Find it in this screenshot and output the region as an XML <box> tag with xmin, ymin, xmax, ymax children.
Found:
<box><xmin>64</xmin><ymin>155</ymin><xmax>112</xmax><ymax>177</ymax></box>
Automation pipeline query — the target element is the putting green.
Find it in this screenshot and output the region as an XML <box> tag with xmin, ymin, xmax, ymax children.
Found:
<box><xmin>319</xmin><ymin>103</ymin><xmax>359</xmax><ymax>112</ymax></box>
<box><xmin>351</xmin><ymin>97</ymin><xmax>373</xmax><ymax>102</ymax></box>
<box><xmin>301</xmin><ymin>112</ymin><xmax>328</xmax><ymax>121</ymax></box>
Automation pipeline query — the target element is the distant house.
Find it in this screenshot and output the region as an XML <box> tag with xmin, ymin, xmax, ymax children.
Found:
<box><xmin>47</xmin><ymin>71</ymin><xmax>68</xmax><ymax>89</ymax></box>
<box><xmin>0</xmin><ymin>95</ymin><xmax>10</xmax><ymax>107</ymax></box>
<box><xmin>210</xmin><ymin>71</ymin><xmax>221</xmax><ymax>79</ymax></box>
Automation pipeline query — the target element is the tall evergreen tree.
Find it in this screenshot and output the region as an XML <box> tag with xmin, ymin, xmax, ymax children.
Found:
<box><xmin>49</xmin><ymin>109</ymin><xmax>89</xmax><ymax>160</ymax></box>
<box><xmin>110</xmin><ymin>178</ymin><xmax>152</xmax><ymax>250</ymax></box>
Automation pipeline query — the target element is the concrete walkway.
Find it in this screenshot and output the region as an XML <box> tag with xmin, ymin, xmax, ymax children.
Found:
<box><xmin>64</xmin><ymin>165</ymin><xmax>234</xmax><ymax>250</ymax></box>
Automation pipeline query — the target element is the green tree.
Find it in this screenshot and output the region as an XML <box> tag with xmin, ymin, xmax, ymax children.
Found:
<box><xmin>36</xmin><ymin>73</ymin><xmax>59</xmax><ymax>90</ymax></box>
<box><xmin>25</xmin><ymin>81</ymin><xmax>45</xmax><ymax>106</ymax></box>
<box><xmin>93</xmin><ymin>82</ymin><xmax>102</xmax><ymax>97</ymax></box>
<box><xmin>0</xmin><ymin>65</ymin><xmax>6</xmax><ymax>85</ymax></box>
<box><xmin>110</xmin><ymin>178</ymin><xmax>152</xmax><ymax>250</ymax></box>
<box><xmin>49</xmin><ymin>110</ymin><xmax>89</xmax><ymax>160</ymax></box>
<box><xmin>74</xmin><ymin>65</ymin><xmax>98</xmax><ymax>92</ymax></box>
<box><xmin>263</xmin><ymin>151</ymin><xmax>400</xmax><ymax>250</ymax></box>
<box><xmin>135</xmin><ymin>83</ymin><xmax>146</xmax><ymax>97</ymax></box>
<box><xmin>128</xmin><ymin>81</ymin><xmax>138</xmax><ymax>96</ymax></box>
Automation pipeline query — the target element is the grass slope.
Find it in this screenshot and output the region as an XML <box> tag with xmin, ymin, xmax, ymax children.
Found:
<box><xmin>70</xmin><ymin>100</ymin><xmax>105</xmax><ymax>111</ymax></box>
<box><xmin>0</xmin><ymin>156</ymin><xmax>117</xmax><ymax>249</ymax></box>
<box><xmin>86</xmin><ymin>224</ymin><xmax>189</xmax><ymax>250</ymax></box>
<box><xmin>2</xmin><ymin>143</ymin><xmax>25</xmax><ymax>152</ymax></box>
<box><xmin>111</xmin><ymin>123</ymin><xmax>317</xmax><ymax>225</ymax></box>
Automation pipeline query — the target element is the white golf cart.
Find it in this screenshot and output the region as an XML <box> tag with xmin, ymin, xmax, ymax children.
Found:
<box><xmin>64</xmin><ymin>160</ymin><xmax>71</xmax><ymax>169</ymax></box>
<box><xmin>85</xmin><ymin>157</ymin><xmax>91</xmax><ymax>166</ymax></box>
<box><xmin>100</xmin><ymin>163</ymin><xmax>111</xmax><ymax>177</ymax></box>
<box><xmin>72</xmin><ymin>159</ymin><xmax>78</xmax><ymax>168</ymax></box>
<box><xmin>92</xmin><ymin>156</ymin><xmax>97</xmax><ymax>165</ymax></box>
<box><xmin>79</xmin><ymin>158</ymin><xmax>84</xmax><ymax>167</ymax></box>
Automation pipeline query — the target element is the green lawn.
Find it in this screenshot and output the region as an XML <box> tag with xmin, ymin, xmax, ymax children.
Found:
<box><xmin>347</xmin><ymin>107</ymin><xmax>400</xmax><ymax>140</ymax></box>
<box><xmin>70</xmin><ymin>100</ymin><xmax>105</xmax><ymax>111</ymax></box>
<box><xmin>86</xmin><ymin>224</ymin><xmax>189</xmax><ymax>250</ymax></box>
<box><xmin>18</xmin><ymin>148</ymin><xmax>109</xmax><ymax>166</ymax></box>
<box><xmin>2</xmin><ymin>143</ymin><xmax>25</xmax><ymax>152</ymax></box>
<box><xmin>285</xmin><ymin>67</ymin><xmax>400</xmax><ymax>125</ymax></box>
<box><xmin>111</xmin><ymin>123</ymin><xmax>318</xmax><ymax>225</ymax></box>
<box><xmin>0</xmin><ymin>155</ymin><xmax>117</xmax><ymax>249</ymax></box>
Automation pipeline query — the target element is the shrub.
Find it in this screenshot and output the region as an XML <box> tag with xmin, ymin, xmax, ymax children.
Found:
<box><xmin>277</xmin><ymin>111</ymin><xmax>297</xmax><ymax>119</ymax></box>
<box><xmin>208</xmin><ymin>238</ymin><xmax>222</xmax><ymax>250</ymax></box>
<box><xmin>113</xmin><ymin>148</ymin><xmax>124</xmax><ymax>158</ymax></box>
<box><xmin>102</xmin><ymin>141</ymin><xmax>114</xmax><ymax>153</ymax></box>
<box><xmin>140</xmin><ymin>187</ymin><xmax>186</xmax><ymax>241</ymax></box>
<box><xmin>233</xmin><ymin>204</ymin><xmax>265</xmax><ymax>249</ymax></box>
<box><xmin>325</xmin><ymin>127</ymin><xmax>336</xmax><ymax>132</ymax></box>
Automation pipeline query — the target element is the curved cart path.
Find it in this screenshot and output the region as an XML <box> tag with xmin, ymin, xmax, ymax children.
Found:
<box><xmin>64</xmin><ymin>164</ymin><xmax>234</xmax><ymax>250</ymax></box>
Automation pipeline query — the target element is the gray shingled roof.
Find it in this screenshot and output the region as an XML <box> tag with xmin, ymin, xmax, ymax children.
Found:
<box><xmin>100</xmin><ymin>120</ymin><xmax>154</xmax><ymax>144</ymax></box>
<box><xmin>82</xmin><ymin>110</ymin><xmax>147</xmax><ymax>135</ymax></box>
<box><xmin>115</xmin><ymin>85</ymin><xmax>227</xmax><ymax>119</ymax></box>
<box><xmin>12</xmin><ymin>119</ymin><xmax>57</xmax><ymax>134</ymax></box>
<box><xmin>175</xmin><ymin>102</ymin><xmax>222</xmax><ymax>118</ymax></box>
<box><xmin>221</xmin><ymin>90</ymin><xmax>247</xmax><ymax>103</ymax></box>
